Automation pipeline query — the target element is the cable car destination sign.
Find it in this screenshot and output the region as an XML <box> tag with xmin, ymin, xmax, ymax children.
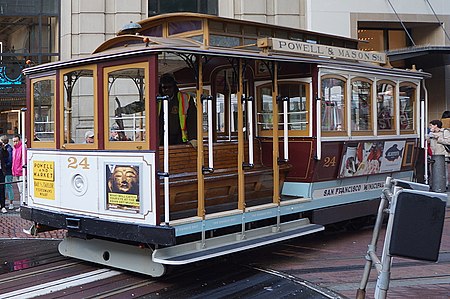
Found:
<box><xmin>258</xmin><ymin>37</ymin><xmax>386</xmax><ymax>64</ymax></box>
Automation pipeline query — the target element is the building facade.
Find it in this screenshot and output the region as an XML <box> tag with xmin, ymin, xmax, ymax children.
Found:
<box><xmin>0</xmin><ymin>0</ymin><xmax>59</xmax><ymax>134</ymax></box>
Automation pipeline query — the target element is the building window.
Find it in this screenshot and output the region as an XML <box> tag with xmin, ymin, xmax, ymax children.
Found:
<box><xmin>358</xmin><ymin>28</ymin><xmax>409</xmax><ymax>52</ymax></box>
<box><xmin>148</xmin><ymin>0</ymin><xmax>218</xmax><ymax>16</ymax></box>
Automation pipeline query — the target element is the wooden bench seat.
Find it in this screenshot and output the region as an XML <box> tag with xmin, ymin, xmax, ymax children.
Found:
<box><xmin>159</xmin><ymin>140</ymin><xmax>291</xmax><ymax>219</ymax></box>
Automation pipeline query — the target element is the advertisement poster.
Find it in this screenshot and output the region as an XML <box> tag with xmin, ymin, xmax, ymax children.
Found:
<box><xmin>106</xmin><ymin>163</ymin><xmax>141</xmax><ymax>212</ymax></box>
<box><xmin>33</xmin><ymin>160</ymin><xmax>55</xmax><ymax>200</ymax></box>
<box><xmin>339</xmin><ymin>140</ymin><xmax>405</xmax><ymax>178</ymax></box>
<box><xmin>379</xmin><ymin>141</ymin><xmax>406</xmax><ymax>172</ymax></box>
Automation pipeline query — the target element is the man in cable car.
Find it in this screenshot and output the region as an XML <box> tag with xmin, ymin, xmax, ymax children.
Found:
<box><xmin>114</xmin><ymin>73</ymin><xmax>197</xmax><ymax>146</ymax></box>
<box><xmin>158</xmin><ymin>73</ymin><xmax>197</xmax><ymax>146</ymax></box>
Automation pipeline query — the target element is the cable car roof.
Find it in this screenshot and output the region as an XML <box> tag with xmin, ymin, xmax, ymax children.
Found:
<box><xmin>23</xmin><ymin>13</ymin><xmax>431</xmax><ymax>79</ymax></box>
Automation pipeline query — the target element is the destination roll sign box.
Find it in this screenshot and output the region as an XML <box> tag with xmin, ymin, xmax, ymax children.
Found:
<box><xmin>258</xmin><ymin>37</ymin><xmax>386</xmax><ymax>64</ymax></box>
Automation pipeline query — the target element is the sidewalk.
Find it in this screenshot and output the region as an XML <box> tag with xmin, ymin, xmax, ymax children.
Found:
<box><xmin>0</xmin><ymin>195</ymin><xmax>65</xmax><ymax>239</ymax></box>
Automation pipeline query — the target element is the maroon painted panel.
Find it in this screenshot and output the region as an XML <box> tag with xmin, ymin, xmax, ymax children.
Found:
<box><xmin>311</xmin><ymin>141</ymin><xmax>343</xmax><ymax>181</ymax></box>
<box><xmin>261</xmin><ymin>138</ymin><xmax>418</xmax><ymax>183</ymax></box>
<box><xmin>260</xmin><ymin>139</ymin><xmax>343</xmax><ymax>182</ymax></box>
<box><xmin>284</xmin><ymin>140</ymin><xmax>314</xmax><ymax>180</ymax></box>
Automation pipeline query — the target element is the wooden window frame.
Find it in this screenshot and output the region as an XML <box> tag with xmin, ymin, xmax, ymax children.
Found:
<box><xmin>256</xmin><ymin>80</ymin><xmax>310</xmax><ymax>138</ymax></box>
<box><xmin>59</xmin><ymin>65</ymin><xmax>98</xmax><ymax>149</ymax></box>
<box><xmin>103</xmin><ymin>62</ymin><xmax>150</xmax><ymax>150</ymax></box>
<box><xmin>321</xmin><ymin>74</ymin><xmax>347</xmax><ymax>137</ymax></box>
<box><xmin>376</xmin><ymin>79</ymin><xmax>397</xmax><ymax>135</ymax></box>
<box><xmin>31</xmin><ymin>75</ymin><xmax>57</xmax><ymax>149</ymax></box>
<box><xmin>399</xmin><ymin>82</ymin><xmax>417</xmax><ymax>135</ymax></box>
<box><xmin>350</xmin><ymin>77</ymin><xmax>373</xmax><ymax>137</ymax></box>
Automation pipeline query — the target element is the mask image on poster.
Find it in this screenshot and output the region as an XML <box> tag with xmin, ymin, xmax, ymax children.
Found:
<box><xmin>106</xmin><ymin>164</ymin><xmax>141</xmax><ymax>212</ymax></box>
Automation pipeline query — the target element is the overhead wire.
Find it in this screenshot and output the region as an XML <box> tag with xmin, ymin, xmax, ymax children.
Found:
<box><xmin>386</xmin><ymin>0</ymin><xmax>416</xmax><ymax>46</ymax></box>
<box><xmin>424</xmin><ymin>0</ymin><xmax>450</xmax><ymax>43</ymax></box>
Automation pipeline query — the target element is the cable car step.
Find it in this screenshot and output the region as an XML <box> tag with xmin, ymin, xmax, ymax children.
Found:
<box><xmin>152</xmin><ymin>218</ymin><xmax>324</xmax><ymax>265</ymax></box>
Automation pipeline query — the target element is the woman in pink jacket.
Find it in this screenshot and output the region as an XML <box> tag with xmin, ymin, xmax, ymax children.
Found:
<box><xmin>12</xmin><ymin>135</ymin><xmax>25</xmax><ymax>205</ymax></box>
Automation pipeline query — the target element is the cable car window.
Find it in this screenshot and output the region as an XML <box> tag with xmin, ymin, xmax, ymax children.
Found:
<box><xmin>377</xmin><ymin>81</ymin><xmax>395</xmax><ymax>132</ymax></box>
<box><xmin>214</xmin><ymin>92</ymin><xmax>240</xmax><ymax>137</ymax></box>
<box><xmin>399</xmin><ymin>83</ymin><xmax>416</xmax><ymax>133</ymax></box>
<box><xmin>257</xmin><ymin>82</ymin><xmax>309</xmax><ymax>136</ymax></box>
<box><xmin>351</xmin><ymin>79</ymin><xmax>372</xmax><ymax>132</ymax></box>
<box><xmin>141</xmin><ymin>25</ymin><xmax>163</xmax><ymax>37</ymax></box>
<box><xmin>168</xmin><ymin>20</ymin><xmax>202</xmax><ymax>35</ymax></box>
<box><xmin>214</xmin><ymin>69</ymin><xmax>239</xmax><ymax>137</ymax></box>
<box><xmin>278</xmin><ymin>83</ymin><xmax>308</xmax><ymax>131</ymax></box>
<box><xmin>210</xmin><ymin>35</ymin><xmax>241</xmax><ymax>47</ymax></box>
<box><xmin>230</xmin><ymin>93</ymin><xmax>239</xmax><ymax>132</ymax></box>
<box><xmin>62</xmin><ymin>67</ymin><xmax>96</xmax><ymax>145</ymax></box>
<box><xmin>216</xmin><ymin>93</ymin><xmax>225</xmax><ymax>133</ymax></box>
<box><xmin>321</xmin><ymin>76</ymin><xmax>346</xmax><ymax>132</ymax></box>
<box><xmin>32</xmin><ymin>77</ymin><xmax>55</xmax><ymax>144</ymax></box>
<box><xmin>106</xmin><ymin>65</ymin><xmax>147</xmax><ymax>143</ymax></box>
<box><xmin>258</xmin><ymin>86</ymin><xmax>273</xmax><ymax>132</ymax></box>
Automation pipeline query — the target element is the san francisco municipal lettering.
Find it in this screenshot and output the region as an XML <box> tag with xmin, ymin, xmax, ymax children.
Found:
<box><xmin>318</xmin><ymin>181</ymin><xmax>385</xmax><ymax>198</ymax></box>
<box><xmin>271</xmin><ymin>38</ymin><xmax>386</xmax><ymax>64</ymax></box>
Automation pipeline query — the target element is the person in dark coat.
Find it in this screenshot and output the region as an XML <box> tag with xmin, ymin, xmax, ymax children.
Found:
<box><xmin>0</xmin><ymin>139</ymin><xmax>9</xmax><ymax>213</ymax></box>
<box><xmin>0</xmin><ymin>135</ymin><xmax>13</xmax><ymax>210</ymax></box>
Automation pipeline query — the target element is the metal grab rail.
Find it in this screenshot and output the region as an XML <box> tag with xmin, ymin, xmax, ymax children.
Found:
<box><xmin>243</xmin><ymin>95</ymin><xmax>254</xmax><ymax>167</ymax></box>
<box><xmin>280</xmin><ymin>96</ymin><xmax>289</xmax><ymax>161</ymax></box>
<box><xmin>202</xmin><ymin>95</ymin><xmax>214</xmax><ymax>173</ymax></box>
<box><xmin>0</xmin><ymin>180</ymin><xmax>23</xmax><ymax>185</ymax></box>
<box><xmin>156</xmin><ymin>95</ymin><xmax>170</xmax><ymax>224</ymax></box>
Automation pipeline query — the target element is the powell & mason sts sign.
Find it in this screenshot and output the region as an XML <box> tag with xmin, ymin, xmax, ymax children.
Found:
<box><xmin>258</xmin><ymin>37</ymin><xmax>386</xmax><ymax>64</ymax></box>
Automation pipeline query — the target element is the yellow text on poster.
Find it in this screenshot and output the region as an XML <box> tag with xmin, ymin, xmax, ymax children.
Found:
<box><xmin>34</xmin><ymin>180</ymin><xmax>55</xmax><ymax>200</ymax></box>
<box><xmin>108</xmin><ymin>193</ymin><xmax>139</xmax><ymax>207</ymax></box>
<box><xmin>33</xmin><ymin>161</ymin><xmax>55</xmax><ymax>181</ymax></box>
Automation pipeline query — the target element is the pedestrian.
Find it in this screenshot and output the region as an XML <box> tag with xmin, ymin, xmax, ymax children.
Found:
<box><xmin>0</xmin><ymin>135</ymin><xmax>13</xmax><ymax>210</ymax></box>
<box><xmin>440</xmin><ymin>111</ymin><xmax>450</xmax><ymax>188</ymax></box>
<box><xmin>12</xmin><ymin>135</ymin><xmax>24</xmax><ymax>206</ymax></box>
<box><xmin>0</xmin><ymin>140</ymin><xmax>9</xmax><ymax>213</ymax></box>
<box><xmin>428</xmin><ymin>120</ymin><xmax>447</xmax><ymax>155</ymax></box>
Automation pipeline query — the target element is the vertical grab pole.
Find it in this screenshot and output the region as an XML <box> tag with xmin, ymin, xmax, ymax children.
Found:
<box><xmin>247</xmin><ymin>96</ymin><xmax>254</xmax><ymax>166</ymax></box>
<box><xmin>207</xmin><ymin>96</ymin><xmax>214</xmax><ymax>170</ymax></box>
<box><xmin>316</xmin><ymin>69</ymin><xmax>322</xmax><ymax>160</ymax></box>
<box><xmin>20</xmin><ymin>108</ymin><xmax>27</xmax><ymax>205</ymax></box>
<box><xmin>422</xmin><ymin>98</ymin><xmax>428</xmax><ymax>184</ymax></box>
<box><xmin>272</xmin><ymin>63</ymin><xmax>280</xmax><ymax>203</ymax></box>
<box><xmin>421</xmin><ymin>79</ymin><xmax>428</xmax><ymax>184</ymax></box>
<box><xmin>272</xmin><ymin>63</ymin><xmax>281</xmax><ymax>231</ymax></box>
<box><xmin>195</xmin><ymin>57</ymin><xmax>206</xmax><ymax>247</ymax></box>
<box><xmin>283</xmin><ymin>97</ymin><xmax>289</xmax><ymax>161</ymax></box>
<box><xmin>237</xmin><ymin>60</ymin><xmax>245</xmax><ymax>211</ymax></box>
<box><xmin>163</xmin><ymin>97</ymin><xmax>169</xmax><ymax>224</ymax></box>
<box><xmin>156</xmin><ymin>95</ymin><xmax>170</xmax><ymax>224</ymax></box>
